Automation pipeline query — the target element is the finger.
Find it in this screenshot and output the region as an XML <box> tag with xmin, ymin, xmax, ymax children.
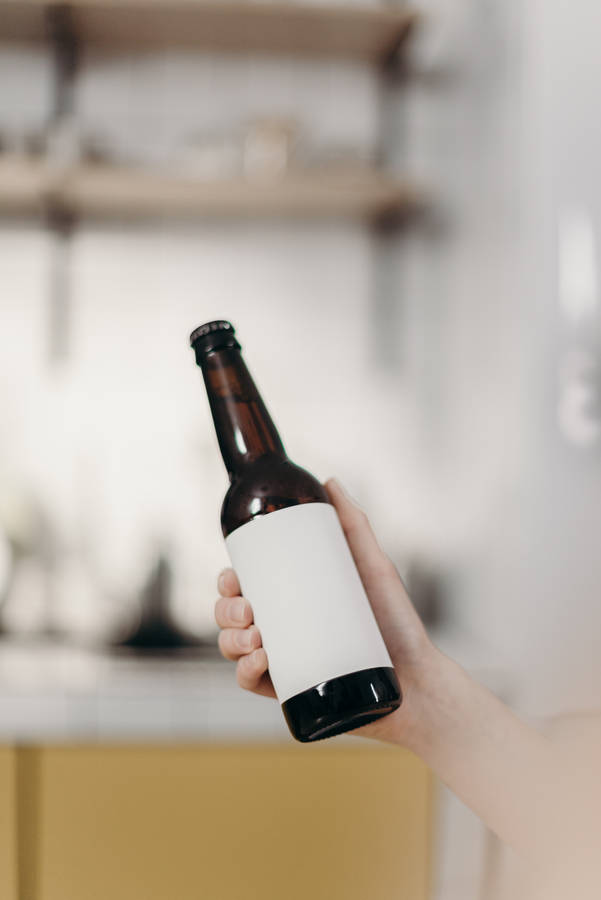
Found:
<box><xmin>236</xmin><ymin>649</ymin><xmax>276</xmax><ymax>698</ymax></box>
<box><xmin>324</xmin><ymin>478</ymin><xmax>396</xmax><ymax>587</ymax></box>
<box><xmin>324</xmin><ymin>478</ymin><xmax>421</xmax><ymax>664</ymax></box>
<box><xmin>218</xmin><ymin>625</ymin><xmax>262</xmax><ymax>661</ymax></box>
<box><xmin>215</xmin><ymin>594</ymin><xmax>254</xmax><ymax>629</ymax></box>
<box><xmin>217</xmin><ymin>568</ymin><xmax>241</xmax><ymax>598</ymax></box>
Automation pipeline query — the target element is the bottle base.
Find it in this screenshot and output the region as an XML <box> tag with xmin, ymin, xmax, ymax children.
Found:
<box><xmin>281</xmin><ymin>667</ymin><xmax>401</xmax><ymax>743</ymax></box>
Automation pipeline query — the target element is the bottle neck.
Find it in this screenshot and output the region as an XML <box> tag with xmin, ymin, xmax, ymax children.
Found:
<box><xmin>199</xmin><ymin>346</ymin><xmax>286</xmax><ymax>479</ymax></box>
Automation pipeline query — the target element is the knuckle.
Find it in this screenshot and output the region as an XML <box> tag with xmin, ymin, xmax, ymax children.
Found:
<box><xmin>236</xmin><ymin>658</ymin><xmax>253</xmax><ymax>689</ymax></box>
<box><xmin>238</xmin><ymin>600</ymin><xmax>253</xmax><ymax>626</ymax></box>
<box><xmin>228</xmin><ymin>598</ymin><xmax>251</xmax><ymax>626</ymax></box>
<box><xmin>217</xmin><ymin>629</ymin><xmax>237</xmax><ymax>660</ymax></box>
<box><xmin>214</xmin><ymin>596</ymin><xmax>227</xmax><ymax>626</ymax></box>
<box><xmin>217</xmin><ymin>629</ymin><xmax>229</xmax><ymax>656</ymax></box>
<box><xmin>247</xmin><ymin>624</ymin><xmax>262</xmax><ymax>647</ymax></box>
<box><xmin>235</xmin><ymin>649</ymin><xmax>265</xmax><ymax>689</ymax></box>
<box><xmin>254</xmin><ymin>648</ymin><xmax>268</xmax><ymax>673</ymax></box>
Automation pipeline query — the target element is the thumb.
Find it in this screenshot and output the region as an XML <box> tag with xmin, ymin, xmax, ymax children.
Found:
<box><xmin>324</xmin><ymin>477</ymin><xmax>396</xmax><ymax>595</ymax></box>
<box><xmin>324</xmin><ymin>477</ymin><xmax>425</xmax><ymax>666</ymax></box>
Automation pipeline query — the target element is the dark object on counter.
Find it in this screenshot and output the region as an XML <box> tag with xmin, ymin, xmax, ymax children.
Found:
<box><xmin>114</xmin><ymin>554</ymin><xmax>211</xmax><ymax>657</ymax></box>
<box><xmin>190</xmin><ymin>319</ymin><xmax>401</xmax><ymax>741</ymax></box>
<box><xmin>404</xmin><ymin>558</ymin><xmax>445</xmax><ymax>629</ymax></box>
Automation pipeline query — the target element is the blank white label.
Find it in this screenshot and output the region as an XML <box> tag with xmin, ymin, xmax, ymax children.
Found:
<box><xmin>225</xmin><ymin>502</ymin><xmax>392</xmax><ymax>703</ymax></box>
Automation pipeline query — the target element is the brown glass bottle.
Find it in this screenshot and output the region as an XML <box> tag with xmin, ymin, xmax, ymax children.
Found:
<box><xmin>190</xmin><ymin>320</ymin><xmax>401</xmax><ymax>742</ymax></box>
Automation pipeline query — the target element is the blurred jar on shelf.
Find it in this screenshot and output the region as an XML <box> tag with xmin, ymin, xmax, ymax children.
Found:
<box><xmin>242</xmin><ymin>117</ymin><xmax>300</xmax><ymax>180</ymax></box>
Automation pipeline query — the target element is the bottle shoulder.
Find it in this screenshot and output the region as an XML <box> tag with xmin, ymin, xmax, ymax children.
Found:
<box><xmin>221</xmin><ymin>456</ymin><xmax>329</xmax><ymax>538</ymax></box>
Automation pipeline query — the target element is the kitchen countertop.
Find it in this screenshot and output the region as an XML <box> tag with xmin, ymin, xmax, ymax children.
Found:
<box><xmin>0</xmin><ymin>631</ymin><xmax>512</xmax><ymax>743</ymax></box>
<box><xmin>0</xmin><ymin>639</ymin><xmax>289</xmax><ymax>742</ymax></box>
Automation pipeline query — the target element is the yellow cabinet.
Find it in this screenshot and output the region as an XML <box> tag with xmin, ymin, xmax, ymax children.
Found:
<box><xmin>20</xmin><ymin>743</ymin><xmax>431</xmax><ymax>900</ymax></box>
<box><xmin>0</xmin><ymin>747</ymin><xmax>17</xmax><ymax>900</ymax></box>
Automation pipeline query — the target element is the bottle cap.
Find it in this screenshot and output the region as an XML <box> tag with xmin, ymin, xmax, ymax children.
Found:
<box><xmin>189</xmin><ymin>320</ymin><xmax>241</xmax><ymax>360</ymax></box>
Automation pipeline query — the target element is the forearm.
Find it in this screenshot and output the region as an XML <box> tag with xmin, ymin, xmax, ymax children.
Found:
<box><xmin>403</xmin><ymin>649</ymin><xmax>558</xmax><ymax>858</ymax></box>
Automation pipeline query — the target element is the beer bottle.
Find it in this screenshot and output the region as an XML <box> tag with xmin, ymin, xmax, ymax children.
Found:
<box><xmin>190</xmin><ymin>320</ymin><xmax>401</xmax><ymax>741</ymax></box>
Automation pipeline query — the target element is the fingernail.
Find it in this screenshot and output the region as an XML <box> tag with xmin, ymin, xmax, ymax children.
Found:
<box><xmin>229</xmin><ymin>599</ymin><xmax>247</xmax><ymax>623</ymax></box>
<box><xmin>218</xmin><ymin>571</ymin><xmax>227</xmax><ymax>593</ymax></box>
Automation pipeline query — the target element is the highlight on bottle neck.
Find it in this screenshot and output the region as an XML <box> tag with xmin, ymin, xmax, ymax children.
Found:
<box><xmin>190</xmin><ymin>320</ymin><xmax>286</xmax><ymax>476</ymax></box>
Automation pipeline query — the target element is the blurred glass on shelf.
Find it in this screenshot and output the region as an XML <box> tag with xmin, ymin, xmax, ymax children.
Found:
<box><xmin>171</xmin><ymin>131</ymin><xmax>243</xmax><ymax>181</ymax></box>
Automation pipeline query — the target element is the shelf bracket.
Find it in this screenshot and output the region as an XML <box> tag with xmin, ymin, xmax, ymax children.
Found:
<box><xmin>45</xmin><ymin>4</ymin><xmax>79</xmax><ymax>123</ymax></box>
<box><xmin>44</xmin><ymin>4</ymin><xmax>79</xmax><ymax>365</ymax></box>
<box><xmin>370</xmin><ymin>13</ymin><xmax>415</xmax><ymax>371</ymax></box>
<box><xmin>45</xmin><ymin>207</ymin><xmax>75</xmax><ymax>365</ymax></box>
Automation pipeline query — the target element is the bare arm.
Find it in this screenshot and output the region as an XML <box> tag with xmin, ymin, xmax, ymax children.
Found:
<box><xmin>405</xmin><ymin>650</ymin><xmax>558</xmax><ymax>859</ymax></box>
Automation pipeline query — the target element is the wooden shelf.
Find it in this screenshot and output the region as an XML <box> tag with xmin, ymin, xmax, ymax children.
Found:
<box><xmin>0</xmin><ymin>155</ymin><xmax>419</xmax><ymax>220</ymax></box>
<box><xmin>0</xmin><ymin>155</ymin><xmax>51</xmax><ymax>213</ymax></box>
<box><xmin>0</xmin><ymin>0</ymin><xmax>416</xmax><ymax>62</ymax></box>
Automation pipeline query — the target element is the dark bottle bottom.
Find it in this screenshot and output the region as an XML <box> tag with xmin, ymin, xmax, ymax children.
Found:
<box><xmin>281</xmin><ymin>667</ymin><xmax>402</xmax><ymax>743</ymax></box>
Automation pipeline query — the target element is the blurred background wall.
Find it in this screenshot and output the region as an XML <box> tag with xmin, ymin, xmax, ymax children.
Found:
<box><xmin>401</xmin><ymin>0</ymin><xmax>601</xmax><ymax>719</ymax></box>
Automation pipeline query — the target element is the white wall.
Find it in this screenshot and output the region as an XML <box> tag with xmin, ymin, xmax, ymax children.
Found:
<box><xmin>387</xmin><ymin>0</ymin><xmax>601</xmax><ymax>716</ymax></box>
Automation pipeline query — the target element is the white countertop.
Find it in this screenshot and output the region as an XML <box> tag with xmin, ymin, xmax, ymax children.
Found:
<box><xmin>0</xmin><ymin>640</ymin><xmax>289</xmax><ymax>742</ymax></box>
<box><xmin>0</xmin><ymin>631</ymin><xmax>512</xmax><ymax>743</ymax></box>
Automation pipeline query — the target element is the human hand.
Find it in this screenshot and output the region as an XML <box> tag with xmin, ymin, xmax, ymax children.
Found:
<box><xmin>214</xmin><ymin>477</ymin><xmax>440</xmax><ymax>746</ymax></box>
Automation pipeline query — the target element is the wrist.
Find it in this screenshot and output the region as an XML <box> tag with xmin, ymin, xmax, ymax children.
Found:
<box><xmin>392</xmin><ymin>644</ymin><xmax>460</xmax><ymax>755</ymax></box>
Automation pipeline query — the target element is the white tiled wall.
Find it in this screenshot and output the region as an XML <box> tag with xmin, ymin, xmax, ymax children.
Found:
<box><xmin>0</xmin><ymin>44</ymin><xmax>411</xmax><ymax>640</ymax></box>
<box><xmin>1</xmin><ymin>219</ymin><xmax>414</xmax><ymax>636</ymax></box>
<box><xmin>67</xmin><ymin>221</ymin><xmax>410</xmax><ymax>634</ymax></box>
